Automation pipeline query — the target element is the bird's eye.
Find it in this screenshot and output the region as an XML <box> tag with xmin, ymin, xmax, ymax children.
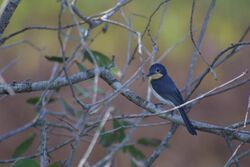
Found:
<box><xmin>156</xmin><ymin>68</ymin><xmax>160</xmax><ymax>73</ymax></box>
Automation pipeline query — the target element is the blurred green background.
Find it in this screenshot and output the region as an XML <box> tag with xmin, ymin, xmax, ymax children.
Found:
<box><xmin>0</xmin><ymin>0</ymin><xmax>250</xmax><ymax>166</ymax></box>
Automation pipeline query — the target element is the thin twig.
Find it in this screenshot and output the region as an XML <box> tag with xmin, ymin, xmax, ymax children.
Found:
<box><xmin>144</xmin><ymin>124</ymin><xmax>177</xmax><ymax>166</ymax></box>
<box><xmin>186</xmin><ymin>0</ymin><xmax>217</xmax><ymax>96</ymax></box>
<box><xmin>77</xmin><ymin>107</ymin><xmax>113</xmax><ymax>167</ymax></box>
<box><xmin>224</xmin><ymin>142</ymin><xmax>244</xmax><ymax>167</ymax></box>
<box><xmin>129</xmin><ymin>0</ymin><xmax>171</xmax><ymax>64</ymax></box>
<box><xmin>186</xmin><ymin>41</ymin><xmax>250</xmax><ymax>100</ymax></box>
<box><xmin>224</xmin><ymin>135</ymin><xmax>241</xmax><ymax>167</ymax></box>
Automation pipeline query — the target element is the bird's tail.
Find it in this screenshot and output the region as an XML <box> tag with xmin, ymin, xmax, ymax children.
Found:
<box><xmin>179</xmin><ymin>108</ymin><xmax>197</xmax><ymax>135</ymax></box>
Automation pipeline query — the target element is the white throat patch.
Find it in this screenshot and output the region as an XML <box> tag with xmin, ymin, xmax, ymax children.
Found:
<box><xmin>149</xmin><ymin>73</ymin><xmax>163</xmax><ymax>80</ymax></box>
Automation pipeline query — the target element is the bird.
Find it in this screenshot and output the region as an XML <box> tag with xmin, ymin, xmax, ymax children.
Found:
<box><xmin>147</xmin><ymin>63</ymin><xmax>197</xmax><ymax>135</ymax></box>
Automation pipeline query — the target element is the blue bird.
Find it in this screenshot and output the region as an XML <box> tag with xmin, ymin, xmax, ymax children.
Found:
<box><xmin>147</xmin><ymin>63</ymin><xmax>197</xmax><ymax>135</ymax></box>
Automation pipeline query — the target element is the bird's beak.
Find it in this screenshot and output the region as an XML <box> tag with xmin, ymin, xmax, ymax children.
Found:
<box><xmin>147</xmin><ymin>72</ymin><xmax>163</xmax><ymax>79</ymax></box>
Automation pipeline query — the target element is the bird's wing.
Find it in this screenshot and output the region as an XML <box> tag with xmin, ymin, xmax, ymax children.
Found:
<box><xmin>151</xmin><ymin>78</ymin><xmax>197</xmax><ymax>135</ymax></box>
<box><xmin>151</xmin><ymin>78</ymin><xmax>184</xmax><ymax>106</ymax></box>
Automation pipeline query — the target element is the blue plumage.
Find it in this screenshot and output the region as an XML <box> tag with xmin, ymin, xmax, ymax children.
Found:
<box><xmin>147</xmin><ymin>63</ymin><xmax>197</xmax><ymax>135</ymax></box>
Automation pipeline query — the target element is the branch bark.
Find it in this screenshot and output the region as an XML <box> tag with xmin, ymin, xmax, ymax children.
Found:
<box><xmin>1</xmin><ymin>68</ymin><xmax>249</xmax><ymax>143</ymax></box>
<box><xmin>0</xmin><ymin>0</ymin><xmax>20</xmax><ymax>36</ymax></box>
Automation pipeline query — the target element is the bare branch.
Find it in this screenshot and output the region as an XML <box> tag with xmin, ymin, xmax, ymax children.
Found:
<box><xmin>0</xmin><ymin>67</ymin><xmax>250</xmax><ymax>143</ymax></box>
<box><xmin>129</xmin><ymin>0</ymin><xmax>170</xmax><ymax>63</ymax></box>
<box><xmin>144</xmin><ymin>124</ymin><xmax>177</xmax><ymax>166</ymax></box>
<box><xmin>186</xmin><ymin>0</ymin><xmax>217</xmax><ymax>96</ymax></box>
<box><xmin>0</xmin><ymin>0</ymin><xmax>20</xmax><ymax>35</ymax></box>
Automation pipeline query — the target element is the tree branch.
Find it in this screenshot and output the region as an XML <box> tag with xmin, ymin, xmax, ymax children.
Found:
<box><xmin>0</xmin><ymin>0</ymin><xmax>20</xmax><ymax>36</ymax></box>
<box><xmin>1</xmin><ymin>68</ymin><xmax>250</xmax><ymax>143</ymax></box>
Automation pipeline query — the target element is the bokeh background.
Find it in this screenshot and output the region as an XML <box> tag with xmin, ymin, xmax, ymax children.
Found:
<box><xmin>0</xmin><ymin>0</ymin><xmax>250</xmax><ymax>166</ymax></box>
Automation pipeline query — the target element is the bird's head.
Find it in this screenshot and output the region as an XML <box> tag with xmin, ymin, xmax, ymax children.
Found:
<box><xmin>146</xmin><ymin>63</ymin><xmax>168</xmax><ymax>80</ymax></box>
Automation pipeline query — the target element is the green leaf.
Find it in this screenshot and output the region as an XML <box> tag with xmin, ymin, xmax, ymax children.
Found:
<box><xmin>12</xmin><ymin>134</ymin><xmax>36</xmax><ymax>158</ymax></box>
<box><xmin>110</xmin><ymin>67</ymin><xmax>120</xmax><ymax>76</ymax></box>
<box><xmin>83</xmin><ymin>50</ymin><xmax>111</xmax><ymax>67</ymax></box>
<box><xmin>92</xmin><ymin>86</ymin><xmax>104</xmax><ymax>94</ymax></box>
<box><xmin>131</xmin><ymin>160</ymin><xmax>137</xmax><ymax>167</ymax></box>
<box><xmin>45</xmin><ymin>56</ymin><xmax>69</xmax><ymax>63</ymax></box>
<box><xmin>26</xmin><ymin>96</ymin><xmax>55</xmax><ymax>105</ymax></box>
<box><xmin>123</xmin><ymin>145</ymin><xmax>145</xmax><ymax>160</ymax></box>
<box><xmin>113</xmin><ymin>119</ymin><xmax>131</xmax><ymax>128</ymax></box>
<box><xmin>26</xmin><ymin>97</ymin><xmax>40</xmax><ymax>104</ymax></box>
<box><xmin>48</xmin><ymin>161</ymin><xmax>63</xmax><ymax>167</ymax></box>
<box><xmin>112</xmin><ymin>119</ymin><xmax>128</xmax><ymax>142</ymax></box>
<box><xmin>100</xmin><ymin>119</ymin><xmax>131</xmax><ymax>147</ymax></box>
<box><xmin>60</xmin><ymin>99</ymin><xmax>77</xmax><ymax>117</ymax></box>
<box><xmin>137</xmin><ymin>138</ymin><xmax>161</xmax><ymax>147</ymax></box>
<box><xmin>75</xmin><ymin>61</ymin><xmax>86</xmax><ymax>72</ymax></box>
<box><xmin>12</xmin><ymin>159</ymin><xmax>39</xmax><ymax>167</ymax></box>
<box><xmin>99</xmin><ymin>129</ymin><xmax>116</xmax><ymax>147</ymax></box>
<box><xmin>74</xmin><ymin>85</ymin><xmax>89</xmax><ymax>97</ymax></box>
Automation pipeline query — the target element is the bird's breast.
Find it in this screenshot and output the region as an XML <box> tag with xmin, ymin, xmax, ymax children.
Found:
<box><xmin>150</xmin><ymin>82</ymin><xmax>175</xmax><ymax>107</ymax></box>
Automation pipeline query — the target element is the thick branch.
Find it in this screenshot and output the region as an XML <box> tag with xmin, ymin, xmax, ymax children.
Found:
<box><xmin>0</xmin><ymin>0</ymin><xmax>20</xmax><ymax>35</ymax></box>
<box><xmin>0</xmin><ymin>68</ymin><xmax>98</xmax><ymax>94</ymax></box>
<box><xmin>99</xmin><ymin>69</ymin><xmax>250</xmax><ymax>142</ymax></box>
<box><xmin>0</xmin><ymin>68</ymin><xmax>250</xmax><ymax>143</ymax></box>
